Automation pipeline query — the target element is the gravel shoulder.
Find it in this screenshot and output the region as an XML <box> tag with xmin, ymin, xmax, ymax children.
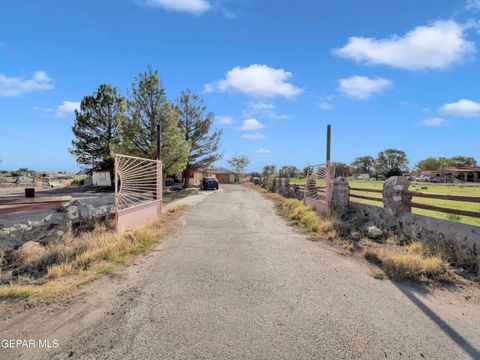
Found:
<box><xmin>0</xmin><ymin>185</ymin><xmax>479</xmax><ymax>360</ymax></box>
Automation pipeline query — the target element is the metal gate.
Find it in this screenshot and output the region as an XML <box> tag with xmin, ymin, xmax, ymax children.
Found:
<box><xmin>115</xmin><ymin>154</ymin><xmax>162</xmax><ymax>232</ymax></box>
<box><xmin>304</xmin><ymin>163</ymin><xmax>335</xmax><ymax>217</ymax></box>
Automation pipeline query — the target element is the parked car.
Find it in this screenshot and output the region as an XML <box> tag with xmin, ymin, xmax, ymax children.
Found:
<box><xmin>202</xmin><ymin>177</ymin><xmax>219</xmax><ymax>190</ymax></box>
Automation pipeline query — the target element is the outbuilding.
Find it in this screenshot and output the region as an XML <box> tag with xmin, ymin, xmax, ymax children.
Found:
<box><xmin>212</xmin><ymin>167</ymin><xmax>236</xmax><ymax>184</ymax></box>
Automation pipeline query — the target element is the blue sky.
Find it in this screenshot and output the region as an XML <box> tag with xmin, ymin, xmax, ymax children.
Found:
<box><xmin>1</xmin><ymin>0</ymin><xmax>480</xmax><ymax>172</ymax></box>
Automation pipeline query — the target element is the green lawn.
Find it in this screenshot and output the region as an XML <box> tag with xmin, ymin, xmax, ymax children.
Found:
<box><xmin>289</xmin><ymin>177</ymin><xmax>480</xmax><ymax>226</ymax></box>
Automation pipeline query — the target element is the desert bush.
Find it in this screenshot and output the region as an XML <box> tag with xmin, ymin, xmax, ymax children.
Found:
<box><xmin>275</xmin><ymin>197</ymin><xmax>338</xmax><ymax>240</ymax></box>
<box><xmin>363</xmin><ymin>242</ymin><xmax>449</xmax><ymax>283</ymax></box>
<box><xmin>420</xmin><ymin>239</ymin><xmax>480</xmax><ymax>281</ymax></box>
<box><xmin>15</xmin><ymin>241</ymin><xmax>48</xmax><ymax>268</ymax></box>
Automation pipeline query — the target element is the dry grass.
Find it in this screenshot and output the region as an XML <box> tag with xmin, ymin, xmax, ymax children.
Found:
<box><xmin>264</xmin><ymin>193</ymin><xmax>339</xmax><ymax>241</ymax></box>
<box><xmin>251</xmin><ymin>183</ymin><xmax>455</xmax><ymax>284</ymax></box>
<box><xmin>362</xmin><ymin>242</ymin><xmax>449</xmax><ymax>283</ymax></box>
<box><xmin>0</xmin><ymin>205</ymin><xmax>189</xmax><ymax>305</ymax></box>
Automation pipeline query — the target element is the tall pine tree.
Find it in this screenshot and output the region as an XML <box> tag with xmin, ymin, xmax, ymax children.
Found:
<box><xmin>70</xmin><ymin>84</ymin><xmax>125</xmax><ymax>176</ymax></box>
<box><xmin>119</xmin><ymin>67</ymin><xmax>190</xmax><ymax>177</ymax></box>
<box><xmin>176</xmin><ymin>89</ymin><xmax>222</xmax><ymax>187</ymax></box>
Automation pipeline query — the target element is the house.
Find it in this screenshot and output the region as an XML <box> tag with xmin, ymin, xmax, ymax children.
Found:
<box><xmin>179</xmin><ymin>167</ymin><xmax>215</xmax><ymax>187</ymax></box>
<box><xmin>419</xmin><ymin>167</ymin><xmax>480</xmax><ymax>183</ymax></box>
<box><xmin>176</xmin><ymin>167</ymin><xmax>237</xmax><ymax>186</ymax></box>
<box><xmin>212</xmin><ymin>167</ymin><xmax>236</xmax><ymax>184</ymax></box>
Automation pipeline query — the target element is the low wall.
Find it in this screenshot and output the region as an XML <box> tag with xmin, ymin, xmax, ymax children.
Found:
<box><xmin>269</xmin><ymin>178</ymin><xmax>305</xmax><ymax>200</ymax></box>
<box><xmin>0</xmin><ymin>201</ymin><xmax>115</xmax><ymax>253</ymax></box>
<box><xmin>350</xmin><ymin>176</ymin><xmax>480</xmax><ymax>256</ymax></box>
<box><xmin>352</xmin><ymin>203</ymin><xmax>480</xmax><ymax>255</ymax></box>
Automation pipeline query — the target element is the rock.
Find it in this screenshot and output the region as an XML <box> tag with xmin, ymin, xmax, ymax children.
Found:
<box><xmin>350</xmin><ymin>231</ymin><xmax>362</xmax><ymax>241</ymax></box>
<box><xmin>65</xmin><ymin>205</ymin><xmax>79</xmax><ymax>220</ymax></box>
<box><xmin>79</xmin><ymin>204</ymin><xmax>95</xmax><ymax>219</ymax></box>
<box><xmin>367</xmin><ymin>226</ymin><xmax>382</xmax><ymax>239</ymax></box>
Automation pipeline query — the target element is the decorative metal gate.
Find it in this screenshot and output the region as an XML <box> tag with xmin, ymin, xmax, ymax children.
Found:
<box><xmin>115</xmin><ymin>154</ymin><xmax>162</xmax><ymax>232</ymax></box>
<box><xmin>304</xmin><ymin>163</ymin><xmax>336</xmax><ymax>217</ymax></box>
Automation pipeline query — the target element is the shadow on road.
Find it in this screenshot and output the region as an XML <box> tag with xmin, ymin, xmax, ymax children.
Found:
<box><xmin>395</xmin><ymin>282</ymin><xmax>480</xmax><ymax>359</ymax></box>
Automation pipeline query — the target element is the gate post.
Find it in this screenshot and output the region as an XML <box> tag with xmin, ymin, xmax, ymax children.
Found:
<box><xmin>157</xmin><ymin>160</ymin><xmax>163</xmax><ymax>209</ymax></box>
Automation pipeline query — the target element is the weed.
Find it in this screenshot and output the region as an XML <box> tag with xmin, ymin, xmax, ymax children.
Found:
<box><xmin>363</xmin><ymin>242</ymin><xmax>449</xmax><ymax>283</ymax></box>
<box><xmin>446</xmin><ymin>214</ymin><xmax>462</xmax><ymax>222</ymax></box>
<box><xmin>0</xmin><ymin>205</ymin><xmax>189</xmax><ymax>304</ymax></box>
<box><xmin>362</xmin><ymin>249</ymin><xmax>383</xmax><ymax>266</ymax></box>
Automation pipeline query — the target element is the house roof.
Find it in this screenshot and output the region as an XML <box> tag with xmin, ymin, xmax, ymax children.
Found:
<box><xmin>443</xmin><ymin>167</ymin><xmax>480</xmax><ymax>173</ymax></box>
<box><xmin>212</xmin><ymin>167</ymin><xmax>235</xmax><ymax>174</ymax></box>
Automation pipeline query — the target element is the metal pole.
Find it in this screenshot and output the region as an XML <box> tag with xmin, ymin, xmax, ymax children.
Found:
<box><xmin>326</xmin><ymin>124</ymin><xmax>331</xmax><ymax>167</ymax></box>
<box><xmin>114</xmin><ymin>155</ymin><xmax>119</xmax><ymax>231</ymax></box>
<box><xmin>156</xmin><ymin>122</ymin><xmax>161</xmax><ymax>160</ymax></box>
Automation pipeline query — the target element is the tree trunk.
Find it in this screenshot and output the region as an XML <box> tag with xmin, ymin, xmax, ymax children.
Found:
<box><xmin>183</xmin><ymin>169</ymin><xmax>190</xmax><ymax>188</ymax></box>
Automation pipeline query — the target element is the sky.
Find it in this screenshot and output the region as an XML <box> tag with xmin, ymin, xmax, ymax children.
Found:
<box><xmin>1</xmin><ymin>0</ymin><xmax>480</xmax><ymax>172</ymax></box>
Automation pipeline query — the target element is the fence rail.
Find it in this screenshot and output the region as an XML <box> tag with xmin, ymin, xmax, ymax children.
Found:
<box><xmin>406</xmin><ymin>191</ymin><xmax>480</xmax><ymax>203</ymax></box>
<box><xmin>349</xmin><ymin>185</ymin><xmax>480</xmax><ymax>219</ymax></box>
<box><xmin>0</xmin><ymin>196</ymin><xmax>71</xmax><ymax>215</ymax></box>
<box><xmin>349</xmin><ymin>193</ymin><xmax>383</xmax><ymax>202</ymax></box>
<box><xmin>406</xmin><ymin>201</ymin><xmax>480</xmax><ymax>218</ymax></box>
<box><xmin>349</xmin><ymin>187</ymin><xmax>383</xmax><ymax>194</ymax></box>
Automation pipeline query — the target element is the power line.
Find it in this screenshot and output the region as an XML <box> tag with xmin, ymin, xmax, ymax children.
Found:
<box><xmin>0</xmin><ymin>129</ymin><xmax>35</xmax><ymax>144</ymax></box>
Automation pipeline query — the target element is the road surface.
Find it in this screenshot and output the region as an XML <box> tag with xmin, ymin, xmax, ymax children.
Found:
<box><xmin>0</xmin><ymin>185</ymin><xmax>479</xmax><ymax>359</ymax></box>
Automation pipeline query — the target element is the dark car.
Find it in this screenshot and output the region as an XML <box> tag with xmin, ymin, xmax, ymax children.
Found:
<box><xmin>202</xmin><ymin>177</ymin><xmax>219</xmax><ymax>190</ymax></box>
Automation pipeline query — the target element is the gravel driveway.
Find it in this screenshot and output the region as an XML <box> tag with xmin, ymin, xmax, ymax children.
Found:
<box><xmin>1</xmin><ymin>185</ymin><xmax>479</xmax><ymax>360</ymax></box>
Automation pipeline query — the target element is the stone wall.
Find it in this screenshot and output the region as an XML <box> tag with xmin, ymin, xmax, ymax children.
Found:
<box><xmin>268</xmin><ymin>177</ymin><xmax>305</xmax><ymax>200</ymax></box>
<box><xmin>351</xmin><ymin>176</ymin><xmax>480</xmax><ymax>256</ymax></box>
<box><xmin>0</xmin><ymin>201</ymin><xmax>115</xmax><ymax>253</ymax></box>
<box><xmin>257</xmin><ymin>175</ymin><xmax>480</xmax><ymax>255</ymax></box>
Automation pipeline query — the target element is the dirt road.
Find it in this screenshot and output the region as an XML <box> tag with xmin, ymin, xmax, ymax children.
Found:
<box><xmin>1</xmin><ymin>185</ymin><xmax>479</xmax><ymax>359</ymax></box>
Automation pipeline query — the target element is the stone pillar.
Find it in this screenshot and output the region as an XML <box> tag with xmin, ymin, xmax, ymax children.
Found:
<box><xmin>283</xmin><ymin>178</ymin><xmax>290</xmax><ymax>197</ymax></box>
<box><xmin>474</xmin><ymin>172</ymin><xmax>478</xmax><ymax>183</ymax></box>
<box><xmin>383</xmin><ymin>176</ymin><xmax>411</xmax><ymax>219</ymax></box>
<box><xmin>464</xmin><ymin>173</ymin><xmax>468</xmax><ymax>183</ymax></box>
<box><xmin>274</xmin><ymin>177</ymin><xmax>281</xmax><ymax>193</ymax></box>
<box><xmin>330</xmin><ymin>177</ymin><xmax>349</xmax><ymax>216</ymax></box>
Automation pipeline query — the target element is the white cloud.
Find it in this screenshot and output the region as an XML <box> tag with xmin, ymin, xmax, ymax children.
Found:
<box><xmin>422</xmin><ymin>117</ymin><xmax>445</xmax><ymax>127</ymax></box>
<box><xmin>254</xmin><ymin>148</ymin><xmax>271</xmax><ymax>155</ymax></box>
<box><xmin>319</xmin><ymin>102</ymin><xmax>333</xmax><ymax>110</ymax></box>
<box><xmin>466</xmin><ymin>0</ymin><xmax>480</xmax><ymax>11</ymax></box>
<box><xmin>338</xmin><ymin>76</ymin><xmax>391</xmax><ymax>100</ymax></box>
<box><xmin>241</xmin><ymin>133</ymin><xmax>265</xmax><ymax>140</ymax></box>
<box><xmin>240</xmin><ymin>118</ymin><xmax>265</xmax><ymax>131</ymax></box>
<box><xmin>136</xmin><ymin>0</ymin><xmax>211</xmax><ymax>15</ymax></box>
<box><xmin>333</xmin><ymin>20</ymin><xmax>475</xmax><ymax>70</ymax></box>
<box><xmin>243</xmin><ymin>101</ymin><xmax>290</xmax><ymax>120</ymax></box>
<box><xmin>0</xmin><ymin>71</ymin><xmax>54</xmax><ymax>96</ymax></box>
<box><xmin>216</xmin><ymin>115</ymin><xmax>235</xmax><ymax>125</ymax></box>
<box><xmin>204</xmin><ymin>64</ymin><xmax>303</xmax><ymax>99</ymax></box>
<box><xmin>439</xmin><ymin>99</ymin><xmax>480</xmax><ymax>117</ymax></box>
<box><xmin>56</xmin><ymin>101</ymin><xmax>80</xmax><ymax>117</ymax></box>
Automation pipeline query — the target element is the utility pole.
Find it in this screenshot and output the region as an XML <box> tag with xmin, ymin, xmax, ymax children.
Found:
<box><xmin>326</xmin><ymin>124</ymin><xmax>331</xmax><ymax>168</ymax></box>
<box><xmin>156</xmin><ymin>122</ymin><xmax>161</xmax><ymax>160</ymax></box>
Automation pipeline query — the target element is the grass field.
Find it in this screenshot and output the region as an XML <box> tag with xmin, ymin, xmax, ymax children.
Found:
<box><xmin>290</xmin><ymin>177</ymin><xmax>480</xmax><ymax>226</ymax></box>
